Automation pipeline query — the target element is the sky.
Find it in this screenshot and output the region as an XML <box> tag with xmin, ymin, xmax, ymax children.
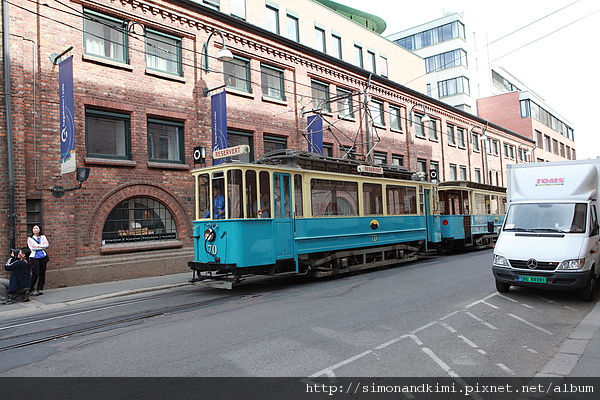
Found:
<box><xmin>341</xmin><ymin>0</ymin><xmax>599</xmax><ymax>159</ymax></box>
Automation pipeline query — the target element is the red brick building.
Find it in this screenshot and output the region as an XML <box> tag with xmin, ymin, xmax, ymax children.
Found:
<box><xmin>1</xmin><ymin>0</ymin><xmax>534</xmax><ymax>287</ymax></box>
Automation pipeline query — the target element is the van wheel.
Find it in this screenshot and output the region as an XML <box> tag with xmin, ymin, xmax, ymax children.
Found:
<box><xmin>579</xmin><ymin>274</ymin><xmax>597</xmax><ymax>302</ymax></box>
<box><xmin>495</xmin><ymin>280</ymin><xmax>511</xmax><ymax>293</ymax></box>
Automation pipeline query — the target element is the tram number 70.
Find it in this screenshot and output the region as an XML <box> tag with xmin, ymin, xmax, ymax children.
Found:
<box><xmin>371</xmin><ymin>235</ymin><xmax>378</xmax><ymax>242</ymax></box>
<box><xmin>207</xmin><ymin>244</ymin><xmax>218</xmax><ymax>254</ymax></box>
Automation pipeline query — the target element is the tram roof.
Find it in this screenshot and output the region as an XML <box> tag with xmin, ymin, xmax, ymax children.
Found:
<box><xmin>255</xmin><ymin>150</ymin><xmax>416</xmax><ymax>180</ymax></box>
<box><xmin>438</xmin><ymin>180</ymin><xmax>507</xmax><ymax>193</ymax></box>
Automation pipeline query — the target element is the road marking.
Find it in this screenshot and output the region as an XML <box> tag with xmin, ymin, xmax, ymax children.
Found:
<box><xmin>309</xmin><ymin>350</ymin><xmax>373</xmax><ymax>377</ymax></box>
<box><xmin>441</xmin><ymin>322</ymin><xmax>457</xmax><ymax>333</ymax></box>
<box><xmin>422</xmin><ymin>346</ymin><xmax>458</xmax><ymax>377</ymax></box>
<box><xmin>508</xmin><ymin>313</ymin><xmax>554</xmax><ymax>335</ymax></box>
<box><xmin>465</xmin><ymin>311</ymin><xmax>498</xmax><ymax>330</ymax></box>
<box><xmin>497</xmin><ymin>363</ymin><xmax>515</xmax><ymax>374</ymax></box>
<box><xmin>465</xmin><ymin>293</ymin><xmax>498</xmax><ymax>309</ymax></box>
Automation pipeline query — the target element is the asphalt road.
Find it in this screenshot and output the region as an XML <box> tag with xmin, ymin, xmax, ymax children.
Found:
<box><xmin>0</xmin><ymin>249</ymin><xmax>595</xmax><ymax>378</ymax></box>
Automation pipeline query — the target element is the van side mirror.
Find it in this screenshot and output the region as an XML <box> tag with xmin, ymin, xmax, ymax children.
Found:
<box><xmin>591</xmin><ymin>225</ymin><xmax>600</xmax><ymax>237</ymax></box>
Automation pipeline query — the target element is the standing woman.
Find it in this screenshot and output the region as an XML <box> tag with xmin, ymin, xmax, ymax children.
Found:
<box><xmin>27</xmin><ymin>225</ymin><xmax>49</xmax><ymax>295</ymax></box>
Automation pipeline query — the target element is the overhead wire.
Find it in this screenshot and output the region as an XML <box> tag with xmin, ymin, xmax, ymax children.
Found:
<box><xmin>8</xmin><ymin>0</ymin><xmax>538</xmax><ymax>153</ymax></box>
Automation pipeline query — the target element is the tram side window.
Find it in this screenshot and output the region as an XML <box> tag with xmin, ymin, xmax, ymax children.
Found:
<box><xmin>490</xmin><ymin>195</ymin><xmax>499</xmax><ymax>215</ymax></box>
<box><xmin>363</xmin><ymin>183</ymin><xmax>383</xmax><ymax>215</ymax></box>
<box><xmin>473</xmin><ymin>193</ymin><xmax>491</xmax><ymax>214</ymax></box>
<box><xmin>198</xmin><ymin>174</ymin><xmax>210</xmax><ymax>219</ymax></box>
<box><xmin>246</xmin><ymin>170</ymin><xmax>257</xmax><ymax>218</ymax></box>
<box><xmin>311</xmin><ymin>179</ymin><xmax>358</xmax><ymax>216</ymax></box>
<box><xmin>258</xmin><ymin>171</ymin><xmax>271</xmax><ymax>218</ymax></box>
<box><xmin>294</xmin><ymin>174</ymin><xmax>303</xmax><ymax>217</ymax></box>
<box><xmin>386</xmin><ymin>185</ymin><xmax>417</xmax><ymax>215</ymax></box>
<box><xmin>227</xmin><ymin>169</ymin><xmax>243</xmax><ymax>219</ymax></box>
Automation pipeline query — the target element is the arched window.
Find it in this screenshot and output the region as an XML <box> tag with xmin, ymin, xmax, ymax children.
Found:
<box><xmin>102</xmin><ymin>197</ymin><xmax>177</xmax><ymax>244</ymax></box>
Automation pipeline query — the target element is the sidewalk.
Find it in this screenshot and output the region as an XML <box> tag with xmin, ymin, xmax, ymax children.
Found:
<box><xmin>0</xmin><ymin>272</ymin><xmax>598</xmax><ymax>378</ymax></box>
<box><xmin>0</xmin><ymin>272</ymin><xmax>192</xmax><ymax>317</ymax></box>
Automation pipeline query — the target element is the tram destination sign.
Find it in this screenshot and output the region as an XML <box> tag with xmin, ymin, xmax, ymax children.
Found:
<box><xmin>213</xmin><ymin>145</ymin><xmax>250</xmax><ymax>160</ymax></box>
<box><xmin>357</xmin><ymin>165</ymin><xmax>383</xmax><ymax>174</ymax></box>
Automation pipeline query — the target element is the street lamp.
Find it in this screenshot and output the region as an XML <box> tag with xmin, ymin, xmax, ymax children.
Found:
<box><xmin>50</xmin><ymin>167</ymin><xmax>90</xmax><ymax>198</ymax></box>
<box><xmin>408</xmin><ymin>103</ymin><xmax>432</xmax><ymax>126</ymax></box>
<box><xmin>202</xmin><ymin>29</ymin><xmax>234</xmax><ymax>73</ymax></box>
<box><xmin>408</xmin><ymin>103</ymin><xmax>432</xmax><ymax>144</ymax></box>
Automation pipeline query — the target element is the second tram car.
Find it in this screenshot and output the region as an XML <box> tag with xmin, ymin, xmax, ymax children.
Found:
<box><xmin>437</xmin><ymin>181</ymin><xmax>507</xmax><ymax>249</ymax></box>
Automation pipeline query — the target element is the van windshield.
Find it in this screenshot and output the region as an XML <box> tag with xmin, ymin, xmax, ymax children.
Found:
<box><xmin>503</xmin><ymin>203</ymin><xmax>587</xmax><ymax>233</ymax></box>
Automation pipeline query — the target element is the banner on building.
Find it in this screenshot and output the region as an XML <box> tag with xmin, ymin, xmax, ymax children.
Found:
<box><xmin>306</xmin><ymin>115</ymin><xmax>324</xmax><ymax>155</ymax></box>
<box><xmin>59</xmin><ymin>56</ymin><xmax>76</xmax><ymax>174</ymax></box>
<box><xmin>211</xmin><ymin>91</ymin><xmax>228</xmax><ymax>165</ymax></box>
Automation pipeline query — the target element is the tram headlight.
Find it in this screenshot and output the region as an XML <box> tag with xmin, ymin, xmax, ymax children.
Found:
<box><xmin>204</xmin><ymin>228</ymin><xmax>216</xmax><ymax>242</ymax></box>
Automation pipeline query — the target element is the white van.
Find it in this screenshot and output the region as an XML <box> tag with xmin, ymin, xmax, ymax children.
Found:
<box><xmin>492</xmin><ymin>159</ymin><xmax>600</xmax><ymax>301</ymax></box>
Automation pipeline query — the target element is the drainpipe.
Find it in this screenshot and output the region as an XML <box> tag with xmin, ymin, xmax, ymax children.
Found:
<box><xmin>3</xmin><ymin>0</ymin><xmax>16</xmax><ymax>249</ymax></box>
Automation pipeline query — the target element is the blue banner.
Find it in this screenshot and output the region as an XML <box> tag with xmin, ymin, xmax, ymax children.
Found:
<box><xmin>211</xmin><ymin>91</ymin><xmax>228</xmax><ymax>165</ymax></box>
<box><xmin>307</xmin><ymin>115</ymin><xmax>324</xmax><ymax>155</ymax></box>
<box><xmin>59</xmin><ymin>56</ymin><xmax>76</xmax><ymax>174</ymax></box>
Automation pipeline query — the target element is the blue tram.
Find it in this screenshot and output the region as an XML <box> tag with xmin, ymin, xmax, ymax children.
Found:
<box><xmin>188</xmin><ymin>151</ymin><xmax>505</xmax><ymax>288</ymax></box>
<box><xmin>437</xmin><ymin>181</ymin><xmax>507</xmax><ymax>249</ymax></box>
<box><xmin>189</xmin><ymin>151</ymin><xmax>440</xmax><ymax>288</ymax></box>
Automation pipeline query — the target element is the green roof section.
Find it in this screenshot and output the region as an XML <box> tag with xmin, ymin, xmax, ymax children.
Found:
<box><xmin>313</xmin><ymin>0</ymin><xmax>387</xmax><ymax>34</ymax></box>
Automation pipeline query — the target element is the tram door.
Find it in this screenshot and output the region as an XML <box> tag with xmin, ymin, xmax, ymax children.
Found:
<box><xmin>273</xmin><ymin>173</ymin><xmax>294</xmax><ymax>259</ymax></box>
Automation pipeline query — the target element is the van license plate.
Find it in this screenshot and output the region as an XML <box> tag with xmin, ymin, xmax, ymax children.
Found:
<box><xmin>518</xmin><ymin>276</ymin><xmax>547</xmax><ymax>283</ymax></box>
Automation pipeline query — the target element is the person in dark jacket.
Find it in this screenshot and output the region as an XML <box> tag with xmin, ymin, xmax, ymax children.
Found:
<box><xmin>3</xmin><ymin>247</ymin><xmax>32</xmax><ymax>304</ymax></box>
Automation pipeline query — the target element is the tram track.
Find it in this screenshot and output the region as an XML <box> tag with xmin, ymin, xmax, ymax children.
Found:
<box><xmin>0</xmin><ymin>292</ymin><xmax>236</xmax><ymax>353</ymax></box>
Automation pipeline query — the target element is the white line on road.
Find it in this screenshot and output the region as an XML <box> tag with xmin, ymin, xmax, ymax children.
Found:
<box><xmin>508</xmin><ymin>313</ymin><xmax>554</xmax><ymax>335</ymax></box>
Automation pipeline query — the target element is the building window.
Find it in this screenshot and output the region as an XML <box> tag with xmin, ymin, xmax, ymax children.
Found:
<box><xmin>315</xmin><ymin>26</ymin><xmax>326</xmax><ymax>52</ymax></box>
<box><xmin>224</xmin><ymin>56</ymin><xmax>251</xmax><ymax>93</ymax></box>
<box><xmin>560</xmin><ymin>143</ymin><xmax>565</xmax><ymax>158</ymax></box>
<box><xmin>145</xmin><ymin>30</ymin><xmax>182</xmax><ymax>76</ymax></box>
<box><xmin>203</xmin><ymin>0</ymin><xmax>220</xmax><ymax>10</ymax></box>
<box><xmin>102</xmin><ymin>197</ymin><xmax>177</xmax><ymax>244</ymax></box>
<box><xmin>354</xmin><ymin>44</ymin><xmax>363</xmax><ymax>68</ymax></box>
<box><xmin>323</xmin><ymin>143</ymin><xmax>333</xmax><ymax>157</ymax></box>
<box><xmin>373</xmin><ymin>152</ymin><xmax>386</xmax><ymax>165</ymax></box>
<box><xmin>438</xmin><ymin>76</ymin><xmax>470</xmax><ymax>98</ymax></box>
<box><xmin>414</xmin><ymin>114</ymin><xmax>426</xmax><ymax>138</ymax></box>
<box><xmin>370</xmin><ymin>99</ymin><xmax>385</xmax><ymax>126</ymax></box>
<box><xmin>449</xmin><ymin>164</ymin><xmax>457</xmax><ymax>181</ymax></box>
<box><xmin>261</xmin><ymin>64</ymin><xmax>285</xmax><ymax>100</ymax></box>
<box><xmin>492</xmin><ymin>70</ymin><xmax>520</xmax><ymax>92</ymax></box>
<box><xmin>311</xmin><ymin>79</ymin><xmax>330</xmax><ymax>112</ymax></box>
<box><xmin>228</xmin><ymin>130</ymin><xmax>253</xmax><ymax>162</ymax></box>
<box><xmin>264</xmin><ymin>135</ymin><xmax>287</xmax><ymax>153</ymax></box>
<box><xmin>331</xmin><ymin>34</ymin><xmax>342</xmax><ymax>59</ymax></box>
<box><xmin>366</xmin><ymin>50</ymin><xmax>376</xmax><ymax>74</ymax></box>
<box><xmin>336</xmin><ymin>87</ymin><xmax>354</xmax><ymax>118</ymax></box>
<box><xmin>390</xmin><ymin>105</ymin><xmax>401</xmax><ymax>131</ymax></box>
<box><xmin>231</xmin><ymin>0</ymin><xmax>246</xmax><ymax>20</ymax></box>
<box><xmin>266</xmin><ymin>5</ymin><xmax>279</xmax><ymax>34</ymax></box>
<box><xmin>447</xmin><ymin>124</ymin><xmax>455</xmax><ymax>145</ymax></box>
<box><xmin>471</xmin><ymin>133</ymin><xmax>480</xmax><ymax>152</ymax></box>
<box><xmin>430</xmin><ymin>161</ymin><xmax>439</xmax><ymax>181</ymax></box>
<box><xmin>552</xmin><ymin>139</ymin><xmax>559</xmax><ymax>155</ymax></box>
<box><xmin>474</xmin><ymin>168</ymin><xmax>481</xmax><ymax>183</ymax></box>
<box><xmin>85</xmin><ymin>109</ymin><xmax>130</xmax><ymax>159</ymax></box>
<box><xmin>544</xmin><ymin>135</ymin><xmax>551</xmax><ymax>151</ymax></box>
<box><xmin>26</xmin><ymin>199</ymin><xmax>42</xmax><ymax>236</ymax></box>
<box><xmin>425</xmin><ymin>49</ymin><xmax>467</xmax><ymax>73</ymax></box>
<box><xmin>83</xmin><ymin>10</ymin><xmax>128</xmax><ymax>63</ymax></box>
<box><xmin>459</xmin><ymin>166</ymin><xmax>467</xmax><ymax>180</ymax></box>
<box><xmin>392</xmin><ymin>155</ymin><xmax>404</xmax><ymax>166</ymax></box>
<box><xmin>394</xmin><ymin>21</ymin><xmax>466</xmax><ymax>51</ymax></box>
<box><xmin>379</xmin><ymin>56</ymin><xmax>388</xmax><ymax>77</ymax></box>
<box><xmin>286</xmin><ymin>14</ymin><xmax>299</xmax><ymax>41</ymax></box>
<box><xmin>428</xmin><ymin>119</ymin><xmax>438</xmax><ymax>140</ymax></box>
<box><xmin>417</xmin><ymin>159</ymin><xmax>427</xmax><ymax>175</ymax></box>
<box><xmin>456</xmin><ymin>127</ymin><xmax>465</xmax><ymax>148</ymax></box>
<box><xmin>147</xmin><ymin>119</ymin><xmax>184</xmax><ymax>163</ymax></box>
